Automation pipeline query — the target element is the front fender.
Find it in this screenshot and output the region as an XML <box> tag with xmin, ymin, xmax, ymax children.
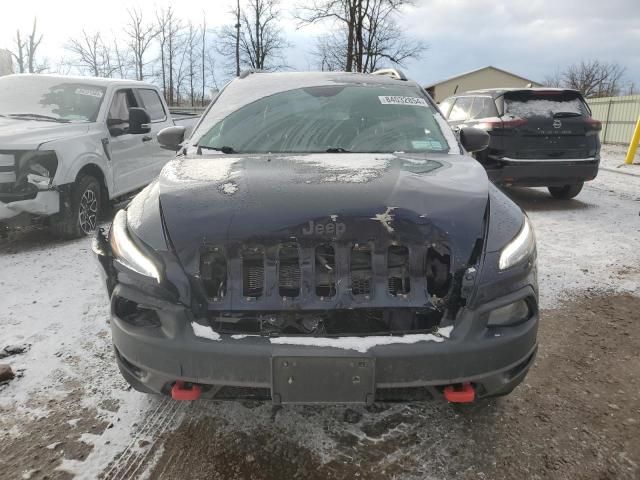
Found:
<box><xmin>44</xmin><ymin>129</ymin><xmax>114</xmax><ymax>196</ymax></box>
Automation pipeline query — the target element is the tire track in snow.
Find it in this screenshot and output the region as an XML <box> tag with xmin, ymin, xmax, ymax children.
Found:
<box><xmin>101</xmin><ymin>398</ymin><xmax>186</xmax><ymax>479</ymax></box>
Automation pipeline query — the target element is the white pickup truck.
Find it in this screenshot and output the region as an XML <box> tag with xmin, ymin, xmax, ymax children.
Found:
<box><xmin>0</xmin><ymin>74</ymin><xmax>197</xmax><ymax>237</ymax></box>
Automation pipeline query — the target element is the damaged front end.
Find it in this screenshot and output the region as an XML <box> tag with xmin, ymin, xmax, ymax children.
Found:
<box><xmin>0</xmin><ymin>150</ymin><xmax>60</xmax><ymax>223</ymax></box>
<box><xmin>95</xmin><ymin>155</ymin><xmax>539</xmax><ymax>404</ymax></box>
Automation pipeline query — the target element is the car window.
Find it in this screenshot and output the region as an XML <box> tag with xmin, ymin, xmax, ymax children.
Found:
<box><xmin>504</xmin><ymin>91</ymin><xmax>588</xmax><ymax>118</ymax></box>
<box><xmin>198</xmin><ymin>84</ymin><xmax>452</xmax><ymax>154</ymax></box>
<box><xmin>448</xmin><ymin>97</ymin><xmax>473</xmax><ymax>122</ymax></box>
<box><xmin>438</xmin><ymin>98</ymin><xmax>453</xmax><ymax>117</ymax></box>
<box><xmin>108</xmin><ymin>90</ymin><xmax>137</xmax><ymax>127</ymax></box>
<box><xmin>136</xmin><ymin>89</ymin><xmax>166</xmax><ymax>122</ymax></box>
<box><xmin>468</xmin><ymin>97</ymin><xmax>496</xmax><ymax>119</ymax></box>
<box><xmin>0</xmin><ymin>76</ymin><xmax>106</xmax><ymax>122</ymax></box>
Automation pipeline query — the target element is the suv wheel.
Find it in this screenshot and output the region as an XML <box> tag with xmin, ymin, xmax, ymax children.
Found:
<box><xmin>547</xmin><ymin>182</ymin><xmax>583</xmax><ymax>200</ymax></box>
<box><xmin>50</xmin><ymin>175</ymin><xmax>102</xmax><ymax>238</ymax></box>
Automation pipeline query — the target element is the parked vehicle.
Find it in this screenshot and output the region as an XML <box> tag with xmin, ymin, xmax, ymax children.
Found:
<box><xmin>439</xmin><ymin>88</ymin><xmax>601</xmax><ymax>199</ymax></box>
<box><xmin>95</xmin><ymin>70</ymin><xmax>538</xmax><ymax>404</ymax></box>
<box><xmin>0</xmin><ymin>74</ymin><xmax>198</xmax><ymax>237</ymax></box>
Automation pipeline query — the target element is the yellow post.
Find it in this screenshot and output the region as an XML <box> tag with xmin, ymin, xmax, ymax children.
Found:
<box><xmin>625</xmin><ymin>116</ymin><xmax>640</xmax><ymax>165</ymax></box>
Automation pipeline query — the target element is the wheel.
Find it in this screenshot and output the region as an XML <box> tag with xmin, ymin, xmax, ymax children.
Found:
<box><xmin>50</xmin><ymin>175</ymin><xmax>101</xmax><ymax>238</ymax></box>
<box><xmin>547</xmin><ymin>182</ymin><xmax>583</xmax><ymax>199</ymax></box>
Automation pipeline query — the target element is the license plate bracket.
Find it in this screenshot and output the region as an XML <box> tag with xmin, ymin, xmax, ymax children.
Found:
<box><xmin>271</xmin><ymin>356</ymin><xmax>375</xmax><ymax>405</ymax></box>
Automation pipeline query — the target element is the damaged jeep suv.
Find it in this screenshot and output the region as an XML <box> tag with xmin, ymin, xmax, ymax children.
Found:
<box><xmin>95</xmin><ymin>70</ymin><xmax>539</xmax><ymax>404</ymax></box>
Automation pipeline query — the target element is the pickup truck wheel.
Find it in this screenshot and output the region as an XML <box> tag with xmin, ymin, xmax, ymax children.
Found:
<box><xmin>547</xmin><ymin>182</ymin><xmax>584</xmax><ymax>200</ymax></box>
<box><xmin>50</xmin><ymin>175</ymin><xmax>101</xmax><ymax>238</ymax></box>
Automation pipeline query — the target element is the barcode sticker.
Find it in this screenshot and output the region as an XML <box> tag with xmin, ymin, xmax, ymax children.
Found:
<box><xmin>378</xmin><ymin>96</ymin><xmax>428</xmax><ymax>107</ymax></box>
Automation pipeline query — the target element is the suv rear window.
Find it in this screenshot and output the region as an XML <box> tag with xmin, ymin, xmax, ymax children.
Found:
<box><xmin>504</xmin><ymin>91</ymin><xmax>588</xmax><ymax>118</ymax></box>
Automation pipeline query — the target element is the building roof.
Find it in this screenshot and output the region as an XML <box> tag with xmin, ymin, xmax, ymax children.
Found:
<box><xmin>424</xmin><ymin>66</ymin><xmax>541</xmax><ymax>89</ymax></box>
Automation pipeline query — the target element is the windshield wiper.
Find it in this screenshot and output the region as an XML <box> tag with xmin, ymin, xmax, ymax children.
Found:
<box><xmin>4</xmin><ymin>113</ymin><xmax>70</xmax><ymax>123</ymax></box>
<box><xmin>198</xmin><ymin>145</ymin><xmax>237</xmax><ymax>154</ymax></box>
<box><xmin>553</xmin><ymin>112</ymin><xmax>582</xmax><ymax>118</ymax></box>
<box><xmin>325</xmin><ymin>147</ymin><xmax>351</xmax><ymax>153</ymax></box>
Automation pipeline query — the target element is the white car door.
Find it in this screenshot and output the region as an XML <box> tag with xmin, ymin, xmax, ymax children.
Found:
<box><xmin>107</xmin><ymin>89</ymin><xmax>155</xmax><ymax>196</ymax></box>
<box><xmin>134</xmin><ymin>88</ymin><xmax>175</xmax><ymax>177</ymax></box>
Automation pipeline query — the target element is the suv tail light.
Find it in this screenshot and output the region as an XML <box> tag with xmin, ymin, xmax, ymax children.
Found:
<box><xmin>476</xmin><ymin>117</ymin><xmax>527</xmax><ymax>131</ymax></box>
<box><xmin>585</xmin><ymin>117</ymin><xmax>602</xmax><ymax>131</ymax></box>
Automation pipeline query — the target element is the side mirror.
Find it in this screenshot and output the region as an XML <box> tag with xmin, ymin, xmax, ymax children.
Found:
<box><xmin>459</xmin><ymin>127</ymin><xmax>490</xmax><ymax>153</ymax></box>
<box><xmin>128</xmin><ymin>108</ymin><xmax>151</xmax><ymax>134</ymax></box>
<box><xmin>157</xmin><ymin>125</ymin><xmax>186</xmax><ymax>151</ymax></box>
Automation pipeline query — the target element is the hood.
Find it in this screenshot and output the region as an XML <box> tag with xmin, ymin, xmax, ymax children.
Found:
<box><xmin>0</xmin><ymin>117</ymin><xmax>90</xmax><ymax>149</ymax></box>
<box><xmin>157</xmin><ymin>153</ymin><xmax>489</xmax><ymax>274</ymax></box>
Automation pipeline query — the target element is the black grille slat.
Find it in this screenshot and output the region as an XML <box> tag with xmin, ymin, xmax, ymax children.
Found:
<box><xmin>242</xmin><ymin>249</ymin><xmax>264</xmax><ymax>298</ymax></box>
<box><xmin>279</xmin><ymin>244</ymin><xmax>301</xmax><ymax>297</ymax></box>
<box><xmin>201</xmin><ymin>242</ymin><xmax>436</xmax><ymax>304</ymax></box>
<box><xmin>315</xmin><ymin>244</ymin><xmax>336</xmax><ymax>297</ymax></box>
<box><xmin>388</xmin><ymin>245</ymin><xmax>410</xmax><ymax>296</ymax></box>
<box><xmin>350</xmin><ymin>245</ymin><xmax>372</xmax><ymax>296</ymax></box>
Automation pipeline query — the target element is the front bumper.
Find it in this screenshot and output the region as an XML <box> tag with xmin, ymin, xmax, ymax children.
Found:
<box><xmin>0</xmin><ymin>190</ymin><xmax>59</xmax><ymax>221</ymax></box>
<box><xmin>487</xmin><ymin>156</ymin><xmax>599</xmax><ymax>187</ymax></box>
<box><xmin>109</xmin><ymin>280</ymin><xmax>538</xmax><ymax>403</ymax></box>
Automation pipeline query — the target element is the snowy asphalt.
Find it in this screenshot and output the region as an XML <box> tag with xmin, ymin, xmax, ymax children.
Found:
<box><xmin>0</xmin><ymin>146</ymin><xmax>639</xmax><ymax>479</ymax></box>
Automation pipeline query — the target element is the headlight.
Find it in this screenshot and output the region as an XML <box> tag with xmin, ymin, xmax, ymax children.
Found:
<box><xmin>499</xmin><ymin>216</ymin><xmax>535</xmax><ymax>270</ymax></box>
<box><xmin>109</xmin><ymin>209</ymin><xmax>162</xmax><ymax>282</ymax></box>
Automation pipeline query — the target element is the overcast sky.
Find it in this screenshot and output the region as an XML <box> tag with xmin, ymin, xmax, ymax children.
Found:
<box><xmin>1</xmin><ymin>0</ymin><xmax>639</xmax><ymax>88</ymax></box>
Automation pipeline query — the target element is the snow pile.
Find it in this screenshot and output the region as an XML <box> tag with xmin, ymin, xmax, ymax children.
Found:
<box><xmin>162</xmin><ymin>158</ymin><xmax>240</xmax><ymax>184</ymax></box>
<box><xmin>289</xmin><ymin>153</ymin><xmax>394</xmax><ymax>183</ymax></box>
<box><xmin>270</xmin><ymin>326</ymin><xmax>453</xmax><ymax>353</ymax></box>
<box><xmin>219</xmin><ymin>181</ymin><xmax>239</xmax><ymax>195</ymax></box>
<box><xmin>191</xmin><ymin>322</ymin><xmax>221</xmax><ymax>340</ymax></box>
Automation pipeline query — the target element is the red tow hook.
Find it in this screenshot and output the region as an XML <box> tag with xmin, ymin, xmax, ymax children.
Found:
<box><xmin>443</xmin><ymin>383</ymin><xmax>475</xmax><ymax>403</ymax></box>
<box><xmin>171</xmin><ymin>381</ymin><xmax>202</xmax><ymax>401</ymax></box>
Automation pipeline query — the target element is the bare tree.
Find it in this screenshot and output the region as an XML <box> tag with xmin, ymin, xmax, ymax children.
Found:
<box><xmin>10</xmin><ymin>18</ymin><xmax>47</xmax><ymax>74</ymax></box>
<box><xmin>10</xmin><ymin>30</ymin><xmax>26</xmax><ymax>73</ymax></box>
<box><xmin>155</xmin><ymin>7</ymin><xmax>184</xmax><ymax>105</ymax></box>
<box><xmin>298</xmin><ymin>0</ymin><xmax>424</xmax><ymax>73</ymax></box>
<box><xmin>124</xmin><ymin>8</ymin><xmax>158</xmax><ymax>81</ymax></box>
<box><xmin>218</xmin><ymin>0</ymin><xmax>289</xmax><ymax>75</ymax></box>
<box><xmin>185</xmin><ymin>22</ymin><xmax>200</xmax><ymax>106</ymax></box>
<box><xmin>65</xmin><ymin>30</ymin><xmax>118</xmax><ymax>77</ymax></box>
<box><xmin>235</xmin><ymin>0</ymin><xmax>241</xmax><ymax>76</ymax></box>
<box><xmin>202</xmin><ymin>14</ymin><xmax>207</xmax><ymax>105</ymax></box>
<box><xmin>545</xmin><ymin>60</ymin><xmax>627</xmax><ymax>98</ymax></box>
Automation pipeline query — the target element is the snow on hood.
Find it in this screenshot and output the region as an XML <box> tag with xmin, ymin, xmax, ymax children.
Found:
<box><xmin>0</xmin><ymin>117</ymin><xmax>90</xmax><ymax>149</ymax></box>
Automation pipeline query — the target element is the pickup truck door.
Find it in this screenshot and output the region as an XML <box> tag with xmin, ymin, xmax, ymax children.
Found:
<box><xmin>107</xmin><ymin>89</ymin><xmax>155</xmax><ymax>196</ymax></box>
<box><xmin>134</xmin><ymin>88</ymin><xmax>176</xmax><ymax>176</ymax></box>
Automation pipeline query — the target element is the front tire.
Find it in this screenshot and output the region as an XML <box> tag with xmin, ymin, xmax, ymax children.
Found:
<box><xmin>547</xmin><ymin>182</ymin><xmax>583</xmax><ymax>199</ymax></box>
<box><xmin>50</xmin><ymin>175</ymin><xmax>101</xmax><ymax>238</ymax></box>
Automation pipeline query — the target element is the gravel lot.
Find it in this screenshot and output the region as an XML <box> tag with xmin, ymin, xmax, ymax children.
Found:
<box><xmin>1</xmin><ymin>146</ymin><xmax>639</xmax><ymax>479</ymax></box>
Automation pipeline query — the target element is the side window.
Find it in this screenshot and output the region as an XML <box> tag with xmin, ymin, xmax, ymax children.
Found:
<box><xmin>108</xmin><ymin>89</ymin><xmax>137</xmax><ymax>131</ymax></box>
<box><xmin>448</xmin><ymin>97</ymin><xmax>473</xmax><ymax>122</ymax></box>
<box><xmin>136</xmin><ymin>89</ymin><xmax>167</xmax><ymax>122</ymax></box>
<box><xmin>469</xmin><ymin>97</ymin><xmax>495</xmax><ymax>120</ymax></box>
<box><xmin>438</xmin><ymin>98</ymin><xmax>453</xmax><ymax>118</ymax></box>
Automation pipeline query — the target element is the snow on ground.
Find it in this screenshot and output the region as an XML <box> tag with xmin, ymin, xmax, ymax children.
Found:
<box><xmin>0</xmin><ymin>146</ymin><xmax>639</xmax><ymax>478</ymax></box>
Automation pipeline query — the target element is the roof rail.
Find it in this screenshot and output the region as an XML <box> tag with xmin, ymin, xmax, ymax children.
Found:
<box><xmin>371</xmin><ymin>68</ymin><xmax>407</xmax><ymax>81</ymax></box>
<box><xmin>238</xmin><ymin>68</ymin><xmax>265</xmax><ymax>79</ymax></box>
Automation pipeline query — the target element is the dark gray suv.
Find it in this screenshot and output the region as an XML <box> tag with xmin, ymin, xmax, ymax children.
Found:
<box><xmin>94</xmin><ymin>71</ymin><xmax>538</xmax><ymax>405</ymax></box>
<box><xmin>440</xmin><ymin>88</ymin><xmax>601</xmax><ymax>199</ymax></box>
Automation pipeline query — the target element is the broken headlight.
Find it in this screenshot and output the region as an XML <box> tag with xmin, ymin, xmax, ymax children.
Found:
<box><xmin>18</xmin><ymin>151</ymin><xmax>58</xmax><ymax>187</ymax></box>
<box><xmin>499</xmin><ymin>216</ymin><xmax>535</xmax><ymax>270</ymax></box>
<box><xmin>110</xmin><ymin>209</ymin><xmax>162</xmax><ymax>282</ymax></box>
